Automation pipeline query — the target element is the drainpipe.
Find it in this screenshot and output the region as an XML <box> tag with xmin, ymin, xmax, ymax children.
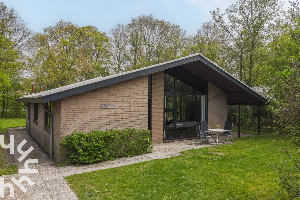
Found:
<box><xmin>42</xmin><ymin>104</ymin><xmax>53</xmax><ymax>159</ymax></box>
<box><xmin>23</xmin><ymin>102</ymin><xmax>30</xmax><ymax>135</ymax></box>
<box><xmin>31</xmin><ymin>82</ymin><xmax>35</xmax><ymax>94</ymax></box>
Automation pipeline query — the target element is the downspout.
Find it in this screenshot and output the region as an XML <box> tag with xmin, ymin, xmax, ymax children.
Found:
<box><xmin>23</xmin><ymin>102</ymin><xmax>30</xmax><ymax>135</ymax></box>
<box><xmin>42</xmin><ymin>104</ymin><xmax>53</xmax><ymax>159</ymax></box>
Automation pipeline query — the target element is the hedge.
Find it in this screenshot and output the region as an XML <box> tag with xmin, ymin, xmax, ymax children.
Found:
<box><xmin>60</xmin><ymin>128</ymin><xmax>152</xmax><ymax>164</ymax></box>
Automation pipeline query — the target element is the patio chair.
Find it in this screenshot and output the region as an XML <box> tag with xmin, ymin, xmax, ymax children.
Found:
<box><xmin>221</xmin><ymin>121</ymin><xmax>234</xmax><ymax>143</ymax></box>
<box><xmin>195</xmin><ymin>121</ymin><xmax>211</xmax><ymax>144</ymax></box>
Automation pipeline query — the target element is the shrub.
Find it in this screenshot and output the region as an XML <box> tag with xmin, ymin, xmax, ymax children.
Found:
<box><xmin>60</xmin><ymin>128</ymin><xmax>152</xmax><ymax>164</ymax></box>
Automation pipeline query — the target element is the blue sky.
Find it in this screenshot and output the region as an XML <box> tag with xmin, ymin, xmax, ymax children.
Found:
<box><xmin>1</xmin><ymin>0</ymin><xmax>239</xmax><ymax>35</ymax></box>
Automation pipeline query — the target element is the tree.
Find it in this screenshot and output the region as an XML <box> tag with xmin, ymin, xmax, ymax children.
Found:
<box><xmin>0</xmin><ymin>33</ymin><xmax>23</xmax><ymax>117</ymax></box>
<box><xmin>211</xmin><ymin>0</ymin><xmax>284</xmax><ymax>87</ymax></box>
<box><xmin>187</xmin><ymin>21</ymin><xmax>236</xmax><ymax>72</ymax></box>
<box><xmin>109</xmin><ymin>14</ymin><xmax>186</xmax><ymax>73</ymax></box>
<box><xmin>0</xmin><ymin>1</ymin><xmax>30</xmax><ymax>118</ymax></box>
<box><xmin>0</xmin><ymin>2</ymin><xmax>32</xmax><ymax>56</ymax></box>
<box><xmin>26</xmin><ymin>20</ymin><xmax>110</xmax><ymax>90</ymax></box>
<box><xmin>269</xmin><ymin>1</ymin><xmax>300</xmax><ymax>198</ymax></box>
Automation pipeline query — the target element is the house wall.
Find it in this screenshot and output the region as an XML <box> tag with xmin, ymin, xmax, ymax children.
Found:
<box><xmin>208</xmin><ymin>83</ymin><xmax>228</xmax><ymax>129</ymax></box>
<box><xmin>26</xmin><ymin>72</ymin><xmax>229</xmax><ymax>162</ymax></box>
<box><xmin>59</xmin><ymin>76</ymin><xmax>149</xmax><ymax>137</ymax></box>
<box><xmin>26</xmin><ymin>101</ymin><xmax>62</xmax><ymax>161</ymax></box>
<box><xmin>28</xmin><ymin>103</ymin><xmax>51</xmax><ymax>155</ymax></box>
<box><xmin>52</xmin><ymin>100</ymin><xmax>62</xmax><ymax>162</ymax></box>
<box><xmin>151</xmin><ymin>72</ymin><xmax>164</xmax><ymax>143</ymax></box>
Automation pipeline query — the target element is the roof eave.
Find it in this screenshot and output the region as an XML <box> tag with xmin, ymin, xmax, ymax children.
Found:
<box><xmin>16</xmin><ymin>97</ymin><xmax>44</xmax><ymax>104</ymax></box>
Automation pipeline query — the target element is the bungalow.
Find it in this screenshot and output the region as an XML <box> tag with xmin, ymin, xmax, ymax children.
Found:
<box><xmin>17</xmin><ymin>53</ymin><xmax>268</xmax><ymax>162</ymax></box>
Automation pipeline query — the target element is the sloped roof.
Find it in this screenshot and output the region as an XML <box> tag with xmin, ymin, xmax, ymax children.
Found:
<box><xmin>17</xmin><ymin>53</ymin><xmax>268</xmax><ymax>105</ymax></box>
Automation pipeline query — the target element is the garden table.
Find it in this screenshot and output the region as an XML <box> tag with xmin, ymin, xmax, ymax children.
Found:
<box><xmin>208</xmin><ymin>129</ymin><xmax>231</xmax><ymax>145</ymax></box>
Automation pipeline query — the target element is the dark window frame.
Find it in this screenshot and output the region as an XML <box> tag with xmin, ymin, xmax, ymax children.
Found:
<box><xmin>44</xmin><ymin>102</ymin><xmax>52</xmax><ymax>131</ymax></box>
<box><xmin>33</xmin><ymin>103</ymin><xmax>38</xmax><ymax>124</ymax></box>
<box><xmin>163</xmin><ymin>67</ymin><xmax>208</xmax><ymax>140</ymax></box>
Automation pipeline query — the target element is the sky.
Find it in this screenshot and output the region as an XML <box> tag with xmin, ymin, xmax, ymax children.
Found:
<box><xmin>1</xmin><ymin>0</ymin><xmax>239</xmax><ymax>36</ymax></box>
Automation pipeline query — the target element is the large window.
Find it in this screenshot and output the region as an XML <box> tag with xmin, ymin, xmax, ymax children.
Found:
<box><xmin>164</xmin><ymin>68</ymin><xmax>207</xmax><ymax>140</ymax></box>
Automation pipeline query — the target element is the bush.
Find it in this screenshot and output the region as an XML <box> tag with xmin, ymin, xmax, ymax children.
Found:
<box><xmin>276</xmin><ymin>150</ymin><xmax>300</xmax><ymax>199</ymax></box>
<box><xmin>60</xmin><ymin>128</ymin><xmax>152</xmax><ymax>164</ymax></box>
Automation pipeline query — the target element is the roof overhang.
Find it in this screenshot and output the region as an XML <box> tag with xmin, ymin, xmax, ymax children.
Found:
<box><xmin>17</xmin><ymin>53</ymin><xmax>268</xmax><ymax>105</ymax></box>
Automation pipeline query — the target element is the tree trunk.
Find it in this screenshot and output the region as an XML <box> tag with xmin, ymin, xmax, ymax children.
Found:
<box><xmin>239</xmin><ymin>48</ymin><xmax>243</xmax><ymax>81</ymax></box>
<box><xmin>249</xmin><ymin>39</ymin><xmax>255</xmax><ymax>87</ymax></box>
<box><xmin>1</xmin><ymin>98</ymin><xmax>5</xmax><ymax>118</ymax></box>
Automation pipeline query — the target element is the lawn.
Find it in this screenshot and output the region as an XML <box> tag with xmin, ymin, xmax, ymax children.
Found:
<box><xmin>0</xmin><ymin>118</ymin><xmax>26</xmax><ymax>175</ymax></box>
<box><xmin>66</xmin><ymin>133</ymin><xmax>297</xmax><ymax>200</ymax></box>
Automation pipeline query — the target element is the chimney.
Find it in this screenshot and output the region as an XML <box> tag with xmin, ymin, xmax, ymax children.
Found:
<box><xmin>40</xmin><ymin>86</ymin><xmax>43</xmax><ymax>92</ymax></box>
<box><xmin>31</xmin><ymin>82</ymin><xmax>35</xmax><ymax>94</ymax></box>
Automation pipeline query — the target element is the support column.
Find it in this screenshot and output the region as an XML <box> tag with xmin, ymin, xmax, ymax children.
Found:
<box><xmin>148</xmin><ymin>74</ymin><xmax>152</xmax><ymax>131</ymax></box>
<box><xmin>238</xmin><ymin>92</ymin><xmax>241</xmax><ymax>138</ymax></box>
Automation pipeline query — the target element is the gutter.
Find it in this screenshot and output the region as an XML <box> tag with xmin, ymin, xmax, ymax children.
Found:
<box><xmin>42</xmin><ymin>104</ymin><xmax>53</xmax><ymax>159</ymax></box>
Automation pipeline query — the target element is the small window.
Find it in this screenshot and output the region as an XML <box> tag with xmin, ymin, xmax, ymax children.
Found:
<box><xmin>33</xmin><ymin>103</ymin><xmax>38</xmax><ymax>123</ymax></box>
<box><xmin>44</xmin><ymin>102</ymin><xmax>52</xmax><ymax>128</ymax></box>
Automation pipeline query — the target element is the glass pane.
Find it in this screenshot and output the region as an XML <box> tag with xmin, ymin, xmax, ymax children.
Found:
<box><xmin>177</xmin><ymin>95</ymin><xmax>202</xmax><ymax>122</ymax></box>
<box><xmin>165</xmin><ymin>111</ymin><xmax>174</xmax><ymax>127</ymax></box>
<box><xmin>177</xmin><ymin>79</ymin><xmax>193</xmax><ymax>93</ymax></box>
<box><xmin>176</xmin><ymin>126</ymin><xmax>197</xmax><ymax>138</ymax></box>
<box><xmin>164</xmin><ymin>74</ymin><xmax>174</xmax><ymax>93</ymax></box>
<box><xmin>165</xmin><ymin>95</ymin><xmax>174</xmax><ymax>109</ymax></box>
<box><xmin>164</xmin><ymin>129</ymin><xmax>174</xmax><ymax>139</ymax></box>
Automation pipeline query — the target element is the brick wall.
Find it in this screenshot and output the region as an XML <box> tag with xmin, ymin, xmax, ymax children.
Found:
<box><xmin>151</xmin><ymin>72</ymin><xmax>164</xmax><ymax>143</ymax></box>
<box><xmin>28</xmin><ymin>103</ymin><xmax>51</xmax><ymax>155</ymax></box>
<box><xmin>208</xmin><ymin>83</ymin><xmax>228</xmax><ymax>129</ymax></box>
<box><xmin>52</xmin><ymin>100</ymin><xmax>62</xmax><ymax>162</ymax></box>
<box><xmin>59</xmin><ymin>76</ymin><xmax>149</xmax><ymax>136</ymax></box>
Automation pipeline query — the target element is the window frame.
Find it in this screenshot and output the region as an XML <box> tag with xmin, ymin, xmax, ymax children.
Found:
<box><xmin>33</xmin><ymin>103</ymin><xmax>38</xmax><ymax>124</ymax></box>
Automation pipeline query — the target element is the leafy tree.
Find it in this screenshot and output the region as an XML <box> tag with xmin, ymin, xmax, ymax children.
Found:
<box><xmin>110</xmin><ymin>14</ymin><xmax>186</xmax><ymax>72</ymax></box>
<box><xmin>211</xmin><ymin>0</ymin><xmax>284</xmax><ymax>87</ymax></box>
<box><xmin>0</xmin><ymin>33</ymin><xmax>23</xmax><ymax>117</ymax></box>
<box><xmin>26</xmin><ymin>20</ymin><xmax>110</xmax><ymax>90</ymax></box>
<box><xmin>0</xmin><ymin>2</ymin><xmax>29</xmax><ymax>118</ymax></box>
<box><xmin>0</xmin><ymin>2</ymin><xmax>32</xmax><ymax>56</ymax></box>
<box><xmin>186</xmin><ymin>21</ymin><xmax>236</xmax><ymax>72</ymax></box>
<box><xmin>269</xmin><ymin>1</ymin><xmax>300</xmax><ymax>198</ymax></box>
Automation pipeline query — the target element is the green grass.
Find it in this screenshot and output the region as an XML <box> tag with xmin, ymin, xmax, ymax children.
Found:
<box><xmin>66</xmin><ymin>133</ymin><xmax>297</xmax><ymax>199</ymax></box>
<box><xmin>0</xmin><ymin>118</ymin><xmax>26</xmax><ymax>133</ymax></box>
<box><xmin>0</xmin><ymin>118</ymin><xmax>25</xmax><ymax>175</ymax></box>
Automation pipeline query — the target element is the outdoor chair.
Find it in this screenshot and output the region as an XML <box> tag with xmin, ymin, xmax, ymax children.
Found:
<box><xmin>195</xmin><ymin>121</ymin><xmax>211</xmax><ymax>144</ymax></box>
<box><xmin>221</xmin><ymin>121</ymin><xmax>233</xmax><ymax>143</ymax></box>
